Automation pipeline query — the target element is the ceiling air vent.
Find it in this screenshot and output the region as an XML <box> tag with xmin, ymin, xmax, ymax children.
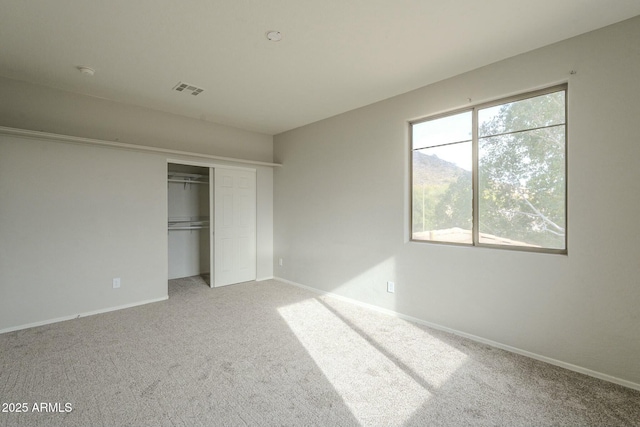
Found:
<box><xmin>173</xmin><ymin>82</ymin><xmax>204</xmax><ymax>96</ymax></box>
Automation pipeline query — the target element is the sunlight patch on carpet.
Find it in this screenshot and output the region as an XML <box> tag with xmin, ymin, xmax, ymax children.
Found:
<box><xmin>278</xmin><ymin>297</ymin><xmax>467</xmax><ymax>426</ymax></box>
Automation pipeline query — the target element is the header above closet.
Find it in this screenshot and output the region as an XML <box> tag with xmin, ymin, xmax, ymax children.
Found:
<box><xmin>0</xmin><ymin>126</ymin><xmax>281</xmax><ymax>167</ymax></box>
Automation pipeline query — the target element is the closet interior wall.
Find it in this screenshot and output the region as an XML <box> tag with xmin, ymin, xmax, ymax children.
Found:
<box><xmin>168</xmin><ymin>164</ymin><xmax>211</xmax><ymax>283</ymax></box>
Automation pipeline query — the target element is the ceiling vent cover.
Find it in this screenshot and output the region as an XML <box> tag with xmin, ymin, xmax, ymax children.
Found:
<box><xmin>173</xmin><ymin>82</ymin><xmax>204</xmax><ymax>96</ymax></box>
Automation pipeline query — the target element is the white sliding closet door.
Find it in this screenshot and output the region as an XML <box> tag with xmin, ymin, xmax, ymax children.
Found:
<box><xmin>214</xmin><ymin>168</ymin><xmax>256</xmax><ymax>287</ymax></box>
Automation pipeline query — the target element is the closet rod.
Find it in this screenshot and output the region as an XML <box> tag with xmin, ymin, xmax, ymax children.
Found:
<box><xmin>168</xmin><ymin>179</ymin><xmax>208</xmax><ymax>184</ymax></box>
<box><xmin>168</xmin><ymin>226</ymin><xmax>210</xmax><ymax>230</ymax></box>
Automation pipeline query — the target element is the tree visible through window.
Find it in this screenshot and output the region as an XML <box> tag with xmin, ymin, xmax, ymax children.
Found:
<box><xmin>411</xmin><ymin>85</ymin><xmax>567</xmax><ymax>253</ymax></box>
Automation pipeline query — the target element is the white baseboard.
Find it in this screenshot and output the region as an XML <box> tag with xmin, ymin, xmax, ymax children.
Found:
<box><xmin>256</xmin><ymin>276</ymin><xmax>274</xmax><ymax>282</ymax></box>
<box><xmin>0</xmin><ymin>296</ymin><xmax>168</xmax><ymax>335</ymax></box>
<box><xmin>274</xmin><ymin>276</ymin><xmax>640</xmax><ymax>392</ymax></box>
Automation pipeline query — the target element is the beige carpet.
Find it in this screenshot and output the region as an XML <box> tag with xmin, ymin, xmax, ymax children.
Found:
<box><xmin>1</xmin><ymin>277</ymin><xmax>639</xmax><ymax>426</ymax></box>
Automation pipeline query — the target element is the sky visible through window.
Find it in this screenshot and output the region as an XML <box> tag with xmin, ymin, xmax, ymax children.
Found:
<box><xmin>412</xmin><ymin>108</ymin><xmax>499</xmax><ymax>170</ymax></box>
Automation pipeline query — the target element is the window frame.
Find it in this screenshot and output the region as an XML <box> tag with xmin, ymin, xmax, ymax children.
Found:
<box><xmin>409</xmin><ymin>84</ymin><xmax>568</xmax><ymax>254</ymax></box>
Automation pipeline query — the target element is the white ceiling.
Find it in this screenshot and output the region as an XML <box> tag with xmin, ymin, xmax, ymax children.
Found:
<box><xmin>1</xmin><ymin>1</ymin><xmax>639</xmax><ymax>135</ymax></box>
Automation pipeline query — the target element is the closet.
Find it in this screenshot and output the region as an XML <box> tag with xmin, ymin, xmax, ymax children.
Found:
<box><xmin>168</xmin><ymin>162</ymin><xmax>257</xmax><ymax>288</ymax></box>
<box><xmin>167</xmin><ymin>164</ymin><xmax>212</xmax><ymax>284</ymax></box>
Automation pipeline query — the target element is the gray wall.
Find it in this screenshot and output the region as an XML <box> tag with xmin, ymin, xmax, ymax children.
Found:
<box><xmin>0</xmin><ymin>79</ymin><xmax>275</xmax><ymax>332</ymax></box>
<box><xmin>273</xmin><ymin>16</ymin><xmax>640</xmax><ymax>386</ymax></box>
<box><xmin>0</xmin><ymin>76</ymin><xmax>273</xmax><ymax>162</ymax></box>
<box><xmin>0</xmin><ymin>135</ymin><xmax>167</xmax><ymax>329</ymax></box>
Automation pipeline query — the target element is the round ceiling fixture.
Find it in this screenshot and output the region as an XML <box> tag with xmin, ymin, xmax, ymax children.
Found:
<box><xmin>266</xmin><ymin>31</ymin><xmax>282</xmax><ymax>42</ymax></box>
<box><xmin>77</xmin><ymin>66</ymin><xmax>95</xmax><ymax>76</ymax></box>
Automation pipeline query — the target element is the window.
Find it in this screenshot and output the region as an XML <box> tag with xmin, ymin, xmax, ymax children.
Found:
<box><xmin>411</xmin><ymin>85</ymin><xmax>567</xmax><ymax>253</ymax></box>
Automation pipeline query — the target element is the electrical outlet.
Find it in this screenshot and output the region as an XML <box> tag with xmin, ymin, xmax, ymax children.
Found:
<box><xmin>279</xmin><ymin>258</ymin><xmax>283</xmax><ymax>267</ymax></box>
<box><xmin>113</xmin><ymin>278</ymin><xmax>121</xmax><ymax>289</ymax></box>
<box><xmin>387</xmin><ymin>281</ymin><xmax>395</xmax><ymax>293</ymax></box>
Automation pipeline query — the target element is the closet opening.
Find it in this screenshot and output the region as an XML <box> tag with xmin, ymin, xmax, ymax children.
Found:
<box><xmin>167</xmin><ymin>163</ymin><xmax>212</xmax><ymax>286</ymax></box>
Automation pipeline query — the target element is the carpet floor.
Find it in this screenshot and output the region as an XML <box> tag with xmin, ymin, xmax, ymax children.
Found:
<box><xmin>1</xmin><ymin>277</ymin><xmax>639</xmax><ymax>426</ymax></box>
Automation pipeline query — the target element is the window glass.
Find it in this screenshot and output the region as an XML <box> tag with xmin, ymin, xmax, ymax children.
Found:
<box><xmin>411</xmin><ymin>86</ymin><xmax>567</xmax><ymax>253</ymax></box>
<box><xmin>412</xmin><ymin>111</ymin><xmax>472</xmax><ymax>149</ymax></box>
<box><xmin>412</xmin><ymin>142</ymin><xmax>472</xmax><ymax>244</ymax></box>
<box><xmin>479</xmin><ymin>91</ymin><xmax>565</xmax><ymax>137</ymax></box>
